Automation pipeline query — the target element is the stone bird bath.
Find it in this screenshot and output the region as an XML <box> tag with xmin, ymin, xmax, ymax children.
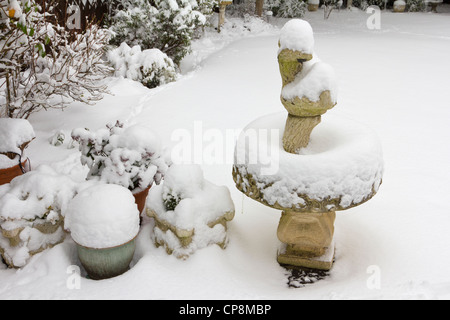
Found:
<box><xmin>232</xmin><ymin>19</ymin><xmax>384</xmax><ymax>271</ymax></box>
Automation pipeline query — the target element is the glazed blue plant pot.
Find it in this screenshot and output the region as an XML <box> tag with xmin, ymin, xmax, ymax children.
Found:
<box><xmin>76</xmin><ymin>237</ymin><xmax>136</xmax><ymax>280</ymax></box>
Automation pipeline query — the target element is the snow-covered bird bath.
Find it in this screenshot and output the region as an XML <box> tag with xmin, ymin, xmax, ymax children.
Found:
<box><xmin>233</xmin><ymin>19</ymin><xmax>384</xmax><ymax>272</ymax></box>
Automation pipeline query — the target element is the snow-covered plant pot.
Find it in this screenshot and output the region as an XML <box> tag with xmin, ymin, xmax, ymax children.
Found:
<box><xmin>308</xmin><ymin>0</ymin><xmax>320</xmax><ymax>11</ymax></box>
<box><xmin>0</xmin><ymin>166</ymin><xmax>78</xmax><ymax>268</ymax></box>
<box><xmin>0</xmin><ymin>159</ymin><xmax>29</xmax><ymax>187</ymax></box>
<box><xmin>64</xmin><ymin>184</ymin><xmax>140</xmax><ymax>280</ymax></box>
<box><xmin>393</xmin><ymin>0</ymin><xmax>406</xmax><ymax>11</ymax></box>
<box><xmin>71</xmin><ymin>121</ymin><xmax>169</xmax><ymax>214</ymax></box>
<box><xmin>146</xmin><ymin>164</ymin><xmax>235</xmax><ymax>259</ymax></box>
<box><xmin>107</xmin><ymin>43</ymin><xmax>177</xmax><ymax>89</ymax></box>
<box><xmin>0</xmin><ymin>119</ymin><xmax>35</xmax><ymax>185</ymax></box>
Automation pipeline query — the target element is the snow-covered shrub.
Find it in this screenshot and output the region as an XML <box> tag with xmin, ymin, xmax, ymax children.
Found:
<box><xmin>279</xmin><ymin>0</ymin><xmax>307</xmax><ymax>18</ymax></box>
<box><xmin>406</xmin><ymin>0</ymin><xmax>426</xmax><ymax>11</ymax></box>
<box><xmin>323</xmin><ymin>0</ymin><xmax>342</xmax><ymax>18</ymax></box>
<box><xmin>0</xmin><ymin>0</ymin><xmax>112</xmax><ymax>119</ymax></box>
<box><xmin>196</xmin><ymin>0</ymin><xmax>217</xmax><ymax>21</ymax></box>
<box><xmin>161</xmin><ymin>164</ymin><xmax>204</xmax><ymax>211</ymax></box>
<box><xmin>265</xmin><ymin>0</ymin><xmax>307</xmax><ymax>18</ymax></box>
<box><xmin>352</xmin><ymin>0</ymin><xmax>384</xmax><ymax>9</ymax></box>
<box><xmin>107</xmin><ymin>43</ymin><xmax>177</xmax><ymax>89</ymax></box>
<box><xmin>107</xmin><ymin>0</ymin><xmax>156</xmax><ymax>47</ymax></box>
<box><xmin>108</xmin><ymin>0</ymin><xmax>206</xmax><ymax>65</ymax></box>
<box><xmin>147</xmin><ymin>164</ymin><xmax>235</xmax><ymax>259</ymax></box>
<box><xmin>71</xmin><ymin>121</ymin><xmax>169</xmax><ymax>194</ymax></box>
<box><xmin>227</xmin><ymin>0</ymin><xmax>256</xmax><ymax>17</ymax></box>
<box><xmin>0</xmin><ymin>165</ymin><xmax>81</xmax><ymax>268</ymax></box>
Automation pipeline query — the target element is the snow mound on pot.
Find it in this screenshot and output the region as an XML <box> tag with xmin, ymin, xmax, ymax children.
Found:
<box><xmin>147</xmin><ymin>164</ymin><xmax>235</xmax><ymax>258</ymax></box>
<box><xmin>0</xmin><ymin>118</ymin><xmax>35</xmax><ymax>155</ymax></box>
<box><xmin>0</xmin><ymin>165</ymin><xmax>81</xmax><ymax>268</ymax></box>
<box><xmin>0</xmin><ymin>156</ymin><xmax>20</xmax><ymax>170</ymax></box>
<box><xmin>65</xmin><ymin>184</ymin><xmax>140</xmax><ymax>249</ymax></box>
<box><xmin>0</xmin><ymin>165</ymin><xmax>79</xmax><ymax>222</ymax></box>
<box><xmin>149</xmin><ymin>164</ymin><xmax>235</xmax><ymax>230</ymax></box>
<box><xmin>162</xmin><ymin>163</ymin><xmax>205</xmax><ymax>200</ymax></box>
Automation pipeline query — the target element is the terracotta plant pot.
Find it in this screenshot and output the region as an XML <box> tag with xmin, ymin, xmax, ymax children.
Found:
<box><xmin>393</xmin><ymin>0</ymin><xmax>406</xmax><ymax>12</ymax></box>
<box><xmin>0</xmin><ymin>159</ymin><xmax>28</xmax><ymax>186</ymax></box>
<box><xmin>133</xmin><ymin>186</ymin><xmax>151</xmax><ymax>214</ymax></box>
<box><xmin>76</xmin><ymin>237</ymin><xmax>137</xmax><ymax>280</ymax></box>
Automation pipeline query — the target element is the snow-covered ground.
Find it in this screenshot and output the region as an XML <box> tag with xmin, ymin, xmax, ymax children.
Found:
<box><xmin>1</xmin><ymin>6</ymin><xmax>450</xmax><ymax>300</ymax></box>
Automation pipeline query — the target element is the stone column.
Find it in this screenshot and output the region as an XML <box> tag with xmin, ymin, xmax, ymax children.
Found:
<box><xmin>277</xmin><ymin>210</ymin><xmax>336</xmax><ymax>270</ymax></box>
<box><xmin>255</xmin><ymin>0</ymin><xmax>264</xmax><ymax>16</ymax></box>
<box><xmin>218</xmin><ymin>1</ymin><xmax>232</xmax><ymax>33</ymax></box>
<box><xmin>283</xmin><ymin>114</ymin><xmax>321</xmax><ymax>154</ymax></box>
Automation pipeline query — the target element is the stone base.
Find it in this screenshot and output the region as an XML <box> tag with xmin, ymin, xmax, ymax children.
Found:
<box><xmin>0</xmin><ymin>218</ymin><xmax>66</xmax><ymax>268</ymax></box>
<box><xmin>277</xmin><ymin>241</ymin><xmax>335</xmax><ymax>271</ymax></box>
<box><xmin>147</xmin><ymin>208</ymin><xmax>234</xmax><ymax>259</ymax></box>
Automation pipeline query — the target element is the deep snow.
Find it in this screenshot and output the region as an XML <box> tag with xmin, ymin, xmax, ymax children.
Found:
<box><xmin>1</xmin><ymin>7</ymin><xmax>450</xmax><ymax>300</ymax></box>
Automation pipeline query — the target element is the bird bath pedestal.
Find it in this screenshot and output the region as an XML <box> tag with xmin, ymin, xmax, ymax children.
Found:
<box><xmin>218</xmin><ymin>0</ymin><xmax>232</xmax><ymax>33</ymax></box>
<box><xmin>233</xmin><ymin>20</ymin><xmax>384</xmax><ymax>272</ymax></box>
